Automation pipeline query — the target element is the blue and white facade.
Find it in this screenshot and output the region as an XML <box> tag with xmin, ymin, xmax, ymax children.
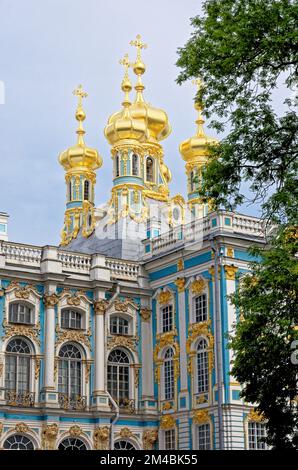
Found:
<box><xmin>0</xmin><ymin>211</ymin><xmax>268</xmax><ymax>450</ymax></box>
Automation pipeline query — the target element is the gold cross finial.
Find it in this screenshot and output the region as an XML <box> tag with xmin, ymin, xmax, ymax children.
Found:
<box><xmin>192</xmin><ymin>78</ymin><xmax>204</xmax><ymax>92</ymax></box>
<box><xmin>130</xmin><ymin>34</ymin><xmax>147</xmax><ymax>60</ymax></box>
<box><xmin>119</xmin><ymin>53</ymin><xmax>132</xmax><ymax>78</ymax></box>
<box><xmin>73</xmin><ymin>84</ymin><xmax>88</xmax><ymax>107</ymax></box>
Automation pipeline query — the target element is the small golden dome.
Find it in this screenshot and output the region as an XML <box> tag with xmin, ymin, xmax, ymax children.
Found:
<box><xmin>160</xmin><ymin>162</ymin><xmax>172</xmax><ymax>183</ymax></box>
<box><xmin>128</xmin><ymin>34</ymin><xmax>171</xmax><ymax>143</ymax></box>
<box><xmin>59</xmin><ymin>85</ymin><xmax>102</xmax><ymax>171</ymax></box>
<box><xmin>180</xmin><ymin>80</ymin><xmax>218</xmax><ymax>163</ymax></box>
<box><xmin>104</xmin><ymin>54</ymin><xmax>147</xmax><ymax>146</ymax></box>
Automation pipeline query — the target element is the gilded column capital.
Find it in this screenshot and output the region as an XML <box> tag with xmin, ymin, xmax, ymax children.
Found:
<box><xmin>224</xmin><ymin>264</ymin><xmax>238</xmax><ymax>280</ymax></box>
<box><xmin>43</xmin><ymin>293</ymin><xmax>59</xmax><ymax>308</ymax></box>
<box><xmin>94</xmin><ymin>299</ymin><xmax>109</xmax><ymax>315</ymax></box>
<box><xmin>140</xmin><ymin>307</ymin><xmax>151</xmax><ymax>321</ymax></box>
<box><xmin>175</xmin><ymin>277</ymin><xmax>186</xmax><ymax>293</ymax></box>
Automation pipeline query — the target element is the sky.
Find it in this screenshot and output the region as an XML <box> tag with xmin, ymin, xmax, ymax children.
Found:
<box><xmin>0</xmin><ymin>0</ymin><xmax>262</xmax><ymax>246</ymax></box>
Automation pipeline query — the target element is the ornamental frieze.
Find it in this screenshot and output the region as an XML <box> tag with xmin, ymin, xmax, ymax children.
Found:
<box><xmin>113</xmin><ymin>298</ymin><xmax>138</xmax><ymax>312</ymax></box>
<box><xmin>2</xmin><ymin>318</ymin><xmax>40</xmax><ymax>346</ymax></box>
<box><xmin>15</xmin><ymin>422</ymin><xmax>29</xmax><ymax>434</ymax></box>
<box><xmin>107</xmin><ymin>334</ymin><xmax>138</xmax><ymax>352</ymax></box>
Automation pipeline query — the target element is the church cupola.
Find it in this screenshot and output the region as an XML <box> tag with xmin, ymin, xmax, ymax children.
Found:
<box><xmin>59</xmin><ymin>85</ymin><xmax>102</xmax><ymax>246</ymax></box>
<box><xmin>179</xmin><ymin>79</ymin><xmax>218</xmax><ymax>218</ymax></box>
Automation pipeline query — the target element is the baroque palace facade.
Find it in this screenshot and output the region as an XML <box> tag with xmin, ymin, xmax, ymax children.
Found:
<box><xmin>0</xmin><ymin>36</ymin><xmax>267</xmax><ymax>450</ymax></box>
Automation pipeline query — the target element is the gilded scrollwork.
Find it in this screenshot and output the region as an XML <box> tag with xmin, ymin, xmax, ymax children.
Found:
<box><xmin>55</xmin><ymin>324</ymin><xmax>91</xmax><ymax>349</ymax></box>
<box><xmin>43</xmin><ymin>293</ymin><xmax>60</xmax><ymax>308</ymax></box>
<box><xmin>191</xmin><ymin>278</ymin><xmax>206</xmax><ymax>295</ymax></box>
<box><xmin>175</xmin><ymin>278</ymin><xmax>186</xmax><ymax>293</ymax></box>
<box><xmin>41</xmin><ymin>423</ymin><xmax>59</xmax><ymax>450</ymax></box>
<box><xmin>69</xmin><ymin>425</ymin><xmax>82</xmax><ymax>437</ymax></box>
<box><xmin>15</xmin><ymin>422</ymin><xmax>29</xmax><ymax>433</ymax></box>
<box><xmin>143</xmin><ymin>429</ymin><xmax>158</xmax><ymax>450</ymax></box>
<box><xmin>107</xmin><ymin>334</ymin><xmax>138</xmax><ymax>352</ymax></box>
<box><xmin>94</xmin><ymin>426</ymin><xmax>110</xmax><ymax>450</ymax></box>
<box><xmin>193</xmin><ymin>409</ymin><xmax>210</xmax><ymax>425</ymax></box>
<box><xmin>140</xmin><ymin>307</ymin><xmax>151</xmax><ymax>321</ymax></box>
<box><xmin>247</xmin><ymin>409</ymin><xmax>265</xmax><ymax>422</ymax></box>
<box><xmin>2</xmin><ymin>318</ymin><xmax>41</xmax><ymax>346</ymax></box>
<box><xmin>157</xmin><ymin>290</ymin><xmax>172</xmax><ymax>305</ymax></box>
<box><xmin>160</xmin><ymin>415</ymin><xmax>176</xmax><ymax>430</ymax></box>
<box><xmin>94</xmin><ymin>299</ymin><xmax>109</xmax><ymax>315</ymax></box>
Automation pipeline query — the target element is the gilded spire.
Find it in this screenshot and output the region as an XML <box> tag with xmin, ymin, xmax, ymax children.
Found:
<box><xmin>73</xmin><ymin>84</ymin><xmax>88</xmax><ymax>145</ymax></box>
<box><xmin>192</xmin><ymin>78</ymin><xmax>206</xmax><ymax>137</ymax></box>
<box><xmin>119</xmin><ymin>53</ymin><xmax>133</xmax><ymax>110</ymax></box>
<box><xmin>130</xmin><ymin>34</ymin><xmax>147</xmax><ymax>102</ymax></box>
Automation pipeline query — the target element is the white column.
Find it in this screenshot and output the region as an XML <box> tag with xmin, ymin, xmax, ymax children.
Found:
<box><xmin>43</xmin><ymin>288</ymin><xmax>58</xmax><ymax>390</ymax></box>
<box><xmin>140</xmin><ymin>307</ymin><xmax>154</xmax><ymax>397</ymax></box>
<box><xmin>94</xmin><ymin>300</ymin><xmax>107</xmax><ymax>393</ymax></box>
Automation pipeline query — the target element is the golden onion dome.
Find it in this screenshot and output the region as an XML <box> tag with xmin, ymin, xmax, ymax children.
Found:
<box><xmin>104</xmin><ymin>54</ymin><xmax>147</xmax><ymax>145</ymax></box>
<box><xmin>160</xmin><ymin>161</ymin><xmax>172</xmax><ymax>183</ymax></box>
<box><xmin>180</xmin><ymin>83</ymin><xmax>218</xmax><ymax>163</ymax></box>
<box><xmin>59</xmin><ymin>85</ymin><xmax>102</xmax><ymax>171</ymax></box>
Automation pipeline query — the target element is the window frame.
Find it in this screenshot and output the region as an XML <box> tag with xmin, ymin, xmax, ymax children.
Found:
<box><xmin>109</xmin><ymin>315</ymin><xmax>130</xmax><ymax>336</ymax></box>
<box><xmin>58</xmin><ymin>343</ymin><xmax>83</xmax><ymax>398</ymax></box>
<box><xmin>61</xmin><ymin>308</ymin><xmax>83</xmax><ymax>330</ymax></box>
<box><xmin>196</xmin><ymin>338</ymin><xmax>209</xmax><ymax>395</ymax></box>
<box><xmin>146</xmin><ymin>156</ymin><xmax>154</xmax><ymax>183</ymax></box>
<box><xmin>247</xmin><ymin>421</ymin><xmax>267</xmax><ymax>450</ymax></box>
<box><xmin>5</xmin><ymin>338</ymin><xmax>32</xmax><ymax>393</ymax></box>
<box><xmin>193</xmin><ymin>293</ymin><xmax>208</xmax><ymax>323</ymax></box>
<box><xmin>8</xmin><ymin>302</ymin><xmax>33</xmax><ymax>325</ymax></box>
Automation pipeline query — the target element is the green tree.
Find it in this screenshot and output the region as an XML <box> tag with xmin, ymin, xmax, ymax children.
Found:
<box><xmin>177</xmin><ymin>0</ymin><xmax>298</xmax><ymax>448</ymax></box>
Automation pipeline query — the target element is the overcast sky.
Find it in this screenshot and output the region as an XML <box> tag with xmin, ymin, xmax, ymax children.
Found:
<box><xmin>0</xmin><ymin>0</ymin><xmax>263</xmax><ymax>246</ymax></box>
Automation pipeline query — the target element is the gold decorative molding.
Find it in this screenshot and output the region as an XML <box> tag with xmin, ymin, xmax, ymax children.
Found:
<box><xmin>247</xmin><ymin>409</ymin><xmax>265</xmax><ymax>422</ymax></box>
<box><xmin>191</xmin><ymin>278</ymin><xmax>206</xmax><ymax>295</ymax></box>
<box><xmin>160</xmin><ymin>415</ymin><xmax>176</xmax><ymax>430</ymax></box>
<box><xmin>107</xmin><ymin>334</ymin><xmax>138</xmax><ymax>352</ymax></box>
<box><xmin>175</xmin><ymin>278</ymin><xmax>185</xmax><ymax>293</ymax></box>
<box><xmin>94</xmin><ymin>426</ymin><xmax>110</xmax><ymax>450</ymax></box>
<box><xmin>84</xmin><ymin>360</ymin><xmax>92</xmax><ymax>384</ymax></box>
<box><xmin>186</xmin><ymin>321</ymin><xmax>213</xmax><ymax>354</ymax></box>
<box><xmin>113</xmin><ymin>298</ymin><xmax>138</xmax><ymax>312</ymax></box>
<box><xmin>15</xmin><ymin>422</ymin><xmax>29</xmax><ymax>433</ymax></box>
<box><xmin>119</xmin><ymin>427</ymin><xmax>133</xmax><ymax>438</ymax></box>
<box><xmin>6</xmin><ymin>281</ymin><xmax>40</xmax><ymax>300</ymax></box>
<box><xmin>208</xmin><ymin>266</ymin><xmax>221</xmax><ymax>281</ymax></box>
<box><xmin>157</xmin><ymin>290</ymin><xmax>172</xmax><ymax>305</ymax></box>
<box><xmin>140</xmin><ymin>308</ymin><xmax>151</xmax><ymax>321</ymax></box>
<box><xmin>43</xmin><ymin>293</ymin><xmax>60</xmax><ymax>308</ymax></box>
<box><xmin>55</xmin><ymin>325</ymin><xmax>91</xmax><ymax>349</ymax></box>
<box><xmin>94</xmin><ymin>299</ymin><xmax>109</xmax><ymax>315</ymax></box>
<box><xmin>0</xmin><ymin>422</ymin><xmax>3</xmax><ymax>435</ymax></box>
<box><xmin>143</xmin><ymin>429</ymin><xmax>158</xmax><ymax>450</ymax></box>
<box><xmin>224</xmin><ymin>265</ymin><xmax>238</xmax><ymax>280</ymax></box>
<box><xmin>162</xmin><ymin>401</ymin><xmax>172</xmax><ymax>411</ymax></box>
<box><xmin>197</xmin><ymin>394</ymin><xmax>208</xmax><ymax>404</ymax></box>
<box><xmin>226</xmin><ymin>247</ymin><xmax>234</xmax><ymax>258</ymax></box>
<box><xmin>2</xmin><ymin>318</ymin><xmax>40</xmax><ymax>346</ymax></box>
<box><xmin>41</xmin><ymin>423</ymin><xmax>59</xmax><ymax>450</ymax></box>
<box><xmin>35</xmin><ymin>356</ymin><xmax>41</xmax><ymax>380</ymax></box>
<box><xmin>69</xmin><ymin>425</ymin><xmax>82</xmax><ymax>437</ymax></box>
<box><xmin>154</xmin><ymin>330</ymin><xmax>179</xmax><ymax>361</ymax></box>
<box><xmin>193</xmin><ymin>409</ymin><xmax>210</xmax><ymax>424</ymax></box>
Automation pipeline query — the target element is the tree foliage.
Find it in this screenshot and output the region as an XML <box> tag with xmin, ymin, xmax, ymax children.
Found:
<box><xmin>177</xmin><ymin>0</ymin><xmax>298</xmax><ymax>448</ymax></box>
<box><xmin>177</xmin><ymin>0</ymin><xmax>298</xmax><ymax>223</ymax></box>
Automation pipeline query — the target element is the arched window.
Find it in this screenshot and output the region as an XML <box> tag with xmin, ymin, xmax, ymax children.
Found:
<box><xmin>161</xmin><ymin>305</ymin><xmax>173</xmax><ymax>333</ymax></box>
<box><xmin>115</xmin><ymin>154</ymin><xmax>120</xmax><ymax>177</ymax></box>
<box><xmin>58</xmin><ymin>344</ymin><xmax>82</xmax><ymax>398</ymax></box>
<box><xmin>194</xmin><ymin>294</ymin><xmax>207</xmax><ymax>323</ymax></box>
<box><xmin>197</xmin><ymin>338</ymin><xmax>209</xmax><ymax>394</ymax></box>
<box><xmin>3</xmin><ymin>435</ymin><xmax>34</xmax><ymax>450</ymax></box>
<box><xmin>107</xmin><ymin>349</ymin><xmax>130</xmax><ymax>405</ymax></box>
<box><xmin>110</xmin><ymin>316</ymin><xmax>129</xmax><ymax>335</ymax></box>
<box><xmin>164</xmin><ymin>348</ymin><xmax>174</xmax><ymax>400</ymax></box>
<box><xmin>146</xmin><ymin>157</ymin><xmax>154</xmax><ymax>182</ymax></box>
<box><xmin>132</xmin><ymin>154</ymin><xmax>139</xmax><ymax>176</ymax></box>
<box><xmin>84</xmin><ymin>180</ymin><xmax>90</xmax><ymax>201</ymax></box>
<box><xmin>58</xmin><ymin>437</ymin><xmax>87</xmax><ymax>450</ymax></box>
<box><xmin>196</xmin><ymin>423</ymin><xmax>211</xmax><ymax>450</ymax></box>
<box><xmin>9</xmin><ymin>303</ymin><xmax>33</xmax><ymax>325</ymax></box>
<box><xmin>5</xmin><ymin>338</ymin><xmax>31</xmax><ymax>392</ymax></box>
<box><xmin>114</xmin><ymin>440</ymin><xmax>136</xmax><ymax>450</ymax></box>
<box><xmin>61</xmin><ymin>309</ymin><xmax>82</xmax><ymax>330</ymax></box>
